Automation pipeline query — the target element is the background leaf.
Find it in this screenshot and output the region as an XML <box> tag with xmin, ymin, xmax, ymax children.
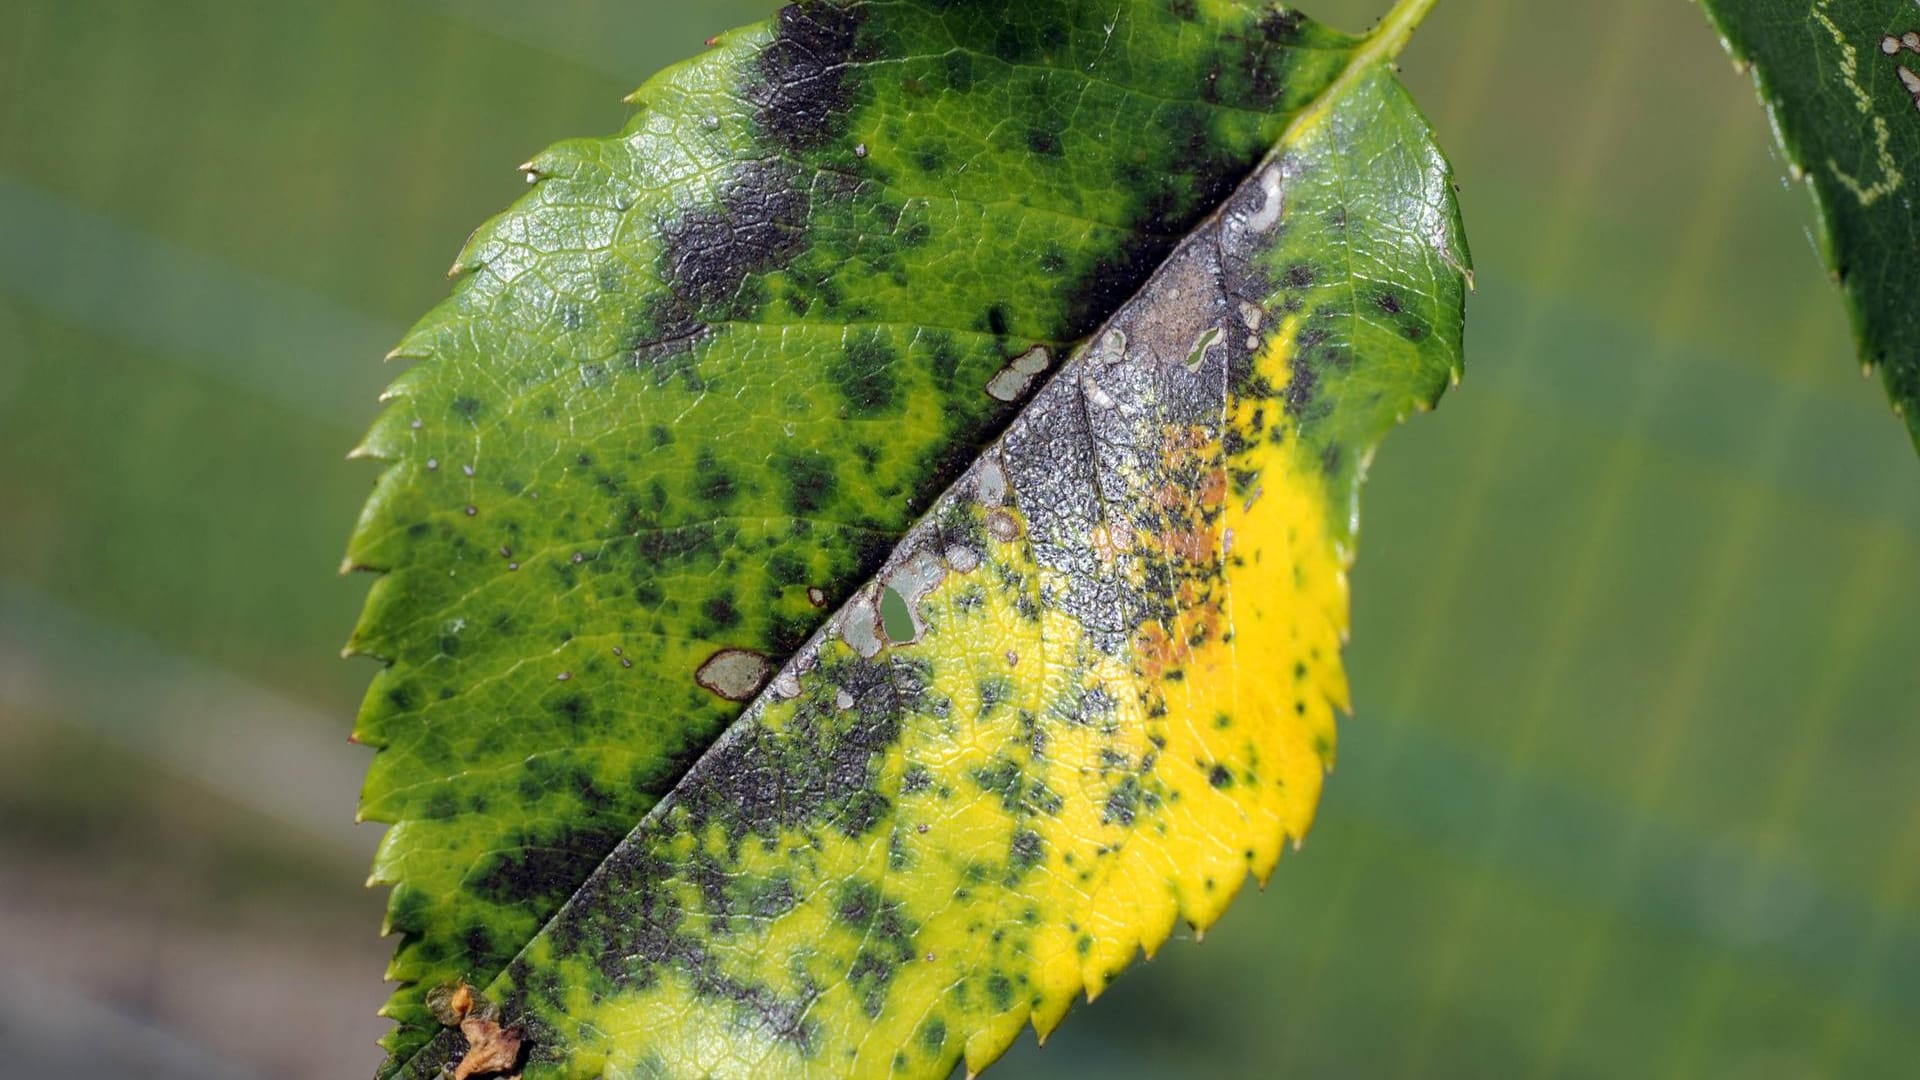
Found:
<box><xmin>1699</xmin><ymin>0</ymin><xmax>1920</xmax><ymax>450</ymax></box>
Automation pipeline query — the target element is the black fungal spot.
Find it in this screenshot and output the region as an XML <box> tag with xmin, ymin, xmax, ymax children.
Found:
<box><xmin>986</xmin><ymin>973</ymin><xmax>1015</xmax><ymax>1011</ymax></box>
<box><xmin>777</xmin><ymin>451</ymin><xmax>839</xmax><ymax>516</ymax></box>
<box><xmin>1059</xmin><ymin>233</ymin><xmax>1172</xmax><ymax>342</ymax></box>
<box><xmin>633</xmin><ymin>579</ymin><xmax>664</xmax><ymax>608</ymax></box>
<box><xmin>1258</xmin><ymin>7</ymin><xmax>1308</xmax><ymax>44</ymax></box>
<box><xmin>833</xmin><ymin>880</ymin><xmax>920</xmax><ymax>1018</ymax></box>
<box><xmin>656</xmin><ymin>162</ymin><xmax>811</xmax><ymax>321</ymax></box>
<box><xmin>1285</xmin><ymin>354</ymin><xmax>1319</xmax><ymax>413</ymax></box>
<box><xmin>1009</xmin><ymin>829</ymin><xmax>1044</xmax><ymax>872</ymax></box>
<box><xmin>693</xmin><ymin>449</ymin><xmax>738</xmax><ymax>507</ymax></box>
<box><xmin>769</xmin><ymin>611</ymin><xmax>816</xmax><ymax>655</ymax></box>
<box><xmin>1103</xmin><ymin>776</ymin><xmax>1142</xmax><ymax>827</ymax></box>
<box><xmin>750</xmin><ymin>5</ymin><xmax>867</xmax><ymax>153</ymax></box>
<box><xmin>972</xmin><ymin>759</ymin><xmax>1024</xmax><ymax>813</ymax></box>
<box><xmin>839</xmin><ymin>788</ymin><xmax>892</xmax><ymax>839</ymax></box>
<box><xmin>829</xmin><ymin>331</ymin><xmax>901</xmax><ymax>416</ymax></box>
<box><xmin>701</xmin><ymin>594</ymin><xmax>741</xmax><ymax>632</ymax></box>
<box><xmin>677</xmin><ymin>656</ymin><xmax>907</xmax><ymax>838</ymax></box>
<box><xmin>1374</xmin><ymin>290</ymin><xmax>1403</xmax><ymax>315</ymax></box>
<box><xmin>550</xmin><ymin>693</ymin><xmax>590</xmax><ymax>726</ymax></box>
<box><xmin>451</xmin><ymin>395</ymin><xmax>482</xmax><ymax>421</ymax></box>
<box><xmin>902</xmin><ymin>763</ymin><xmax>933</xmax><ymax>794</ymax></box>
<box><xmin>765</xmin><ymin>550</ymin><xmax>807</xmax><ymax>590</ymax></box>
<box><xmin>1208</xmin><ymin>764</ymin><xmax>1234</xmax><ymax>789</ymax></box>
<box><xmin>468</xmin><ymin>825</ymin><xmax>630</xmax><ymax>907</ymax></box>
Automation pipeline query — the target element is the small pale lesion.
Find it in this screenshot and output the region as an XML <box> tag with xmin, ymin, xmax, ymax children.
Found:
<box><xmin>985</xmin><ymin>346</ymin><xmax>1053</xmax><ymax>402</ymax></box>
<box><xmin>1879</xmin><ymin>31</ymin><xmax>1920</xmax><ymax>56</ymax></box>
<box><xmin>1807</xmin><ymin>2</ymin><xmax>1905</xmax><ymax>205</ymax></box>
<box><xmin>694</xmin><ymin>648</ymin><xmax>774</xmax><ymax>701</ymax></box>
<box><xmin>1884</xmin><ymin>31</ymin><xmax>1920</xmax><ymax>112</ymax></box>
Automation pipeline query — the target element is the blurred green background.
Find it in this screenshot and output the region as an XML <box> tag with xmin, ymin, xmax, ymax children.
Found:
<box><xmin>2</xmin><ymin>1</ymin><xmax>1916</xmax><ymax>1077</ymax></box>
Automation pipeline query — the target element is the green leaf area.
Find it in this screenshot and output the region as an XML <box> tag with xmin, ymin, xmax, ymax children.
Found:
<box><xmin>345</xmin><ymin>2</ymin><xmax>1466</xmax><ymax>1077</ymax></box>
<box><xmin>1701</xmin><ymin>0</ymin><xmax>1920</xmax><ymax>450</ymax></box>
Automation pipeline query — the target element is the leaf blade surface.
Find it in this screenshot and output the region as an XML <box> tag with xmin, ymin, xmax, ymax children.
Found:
<box><xmin>1700</xmin><ymin>0</ymin><xmax>1920</xmax><ymax>448</ymax></box>
<box><xmin>384</xmin><ymin>45</ymin><xmax>1468</xmax><ymax>1080</ymax></box>
<box><xmin>346</xmin><ymin>1</ymin><xmax>1367</xmax><ymax>1067</ymax></box>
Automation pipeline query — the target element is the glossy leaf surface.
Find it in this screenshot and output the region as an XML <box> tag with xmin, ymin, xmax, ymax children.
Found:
<box><xmin>346</xmin><ymin>0</ymin><xmax>1368</xmax><ymax>1068</ymax></box>
<box><xmin>1701</xmin><ymin>0</ymin><xmax>1920</xmax><ymax>449</ymax></box>
<box><xmin>372</xmin><ymin>10</ymin><xmax>1469</xmax><ymax>1078</ymax></box>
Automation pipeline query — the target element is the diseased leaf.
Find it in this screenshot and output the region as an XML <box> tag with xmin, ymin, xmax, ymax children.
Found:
<box><xmin>1699</xmin><ymin>0</ymin><xmax>1920</xmax><ymax>449</ymax></box>
<box><xmin>365</xmin><ymin>7</ymin><xmax>1469</xmax><ymax>1080</ymax></box>
<box><xmin>346</xmin><ymin>1</ymin><xmax>1370</xmax><ymax>1068</ymax></box>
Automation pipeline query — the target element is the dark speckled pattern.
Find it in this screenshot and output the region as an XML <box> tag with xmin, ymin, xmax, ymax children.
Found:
<box><xmin>344</xmin><ymin>1</ymin><xmax>1361</xmax><ymax>1069</ymax></box>
<box><xmin>388</xmin><ymin>57</ymin><xmax>1468</xmax><ymax>1080</ymax></box>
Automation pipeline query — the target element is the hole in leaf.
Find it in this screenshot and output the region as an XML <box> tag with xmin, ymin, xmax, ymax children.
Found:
<box><xmin>1185</xmin><ymin>326</ymin><xmax>1221</xmax><ymax>369</ymax></box>
<box><xmin>879</xmin><ymin>585</ymin><xmax>916</xmax><ymax>643</ymax></box>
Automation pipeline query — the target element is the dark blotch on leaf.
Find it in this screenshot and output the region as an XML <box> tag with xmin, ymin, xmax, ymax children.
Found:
<box><xmin>777</xmin><ymin>451</ymin><xmax>838</xmax><ymax>516</ymax></box>
<box><xmin>468</xmin><ymin>825</ymin><xmax>630</xmax><ymax>907</ymax></box>
<box><xmin>829</xmin><ymin>331</ymin><xmax>901</xmax><ymax>416</ymax></box>
<box><xmin>750</xmin><ymin>4</ymin><xmax>866</xmax><ymax>152</ymax></box>
<box><xmin>657</xmin><ymin>162</ymin><xmax>811</xmax><ymax>319</ymax></box>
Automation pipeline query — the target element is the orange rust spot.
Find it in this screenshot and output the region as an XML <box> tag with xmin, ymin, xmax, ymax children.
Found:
<box><xmin>1196</xmin><ymin>467</ymin><xmax>1227</xmax><ymax>511</ymax></box>
<box><xmin>1136</xmin><ymin>622</ymin><xmax>1178</xmax><ymax>679</ymax></box>
<box><xmin>1167</xmin><ymin>527</ymin><xmax>1214</xmax><ymax>564</ymax></box>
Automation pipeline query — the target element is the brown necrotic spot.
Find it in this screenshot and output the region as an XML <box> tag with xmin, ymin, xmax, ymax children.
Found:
<box><xmin>695</xmin><ymin>648</ymin><xmax>774</xmax><ymax>701</ymax></box>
